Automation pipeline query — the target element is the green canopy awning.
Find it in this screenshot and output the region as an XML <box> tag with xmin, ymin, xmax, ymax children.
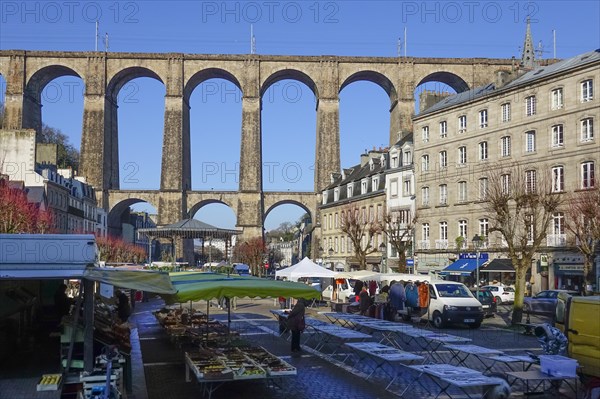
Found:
<box><xmin>162</xmin><ymin>272</ymin><xmax>320</xmax><ymax>304</ymax></box>
<box><xmin>83</xmin><ymin>267</ymin><xmax>177</xmax><ymax>294</ymax></box>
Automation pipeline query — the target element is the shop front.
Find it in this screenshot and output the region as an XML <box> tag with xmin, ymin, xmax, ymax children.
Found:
<box><xmin>553</xmin><ymin>254</ymin><xmax>585</xmax><ymax>292</ymax></box>
<box><xmin>439</xmin><ymin>253</ymin><xmax>489</xmax><ymax>286</ymax></box>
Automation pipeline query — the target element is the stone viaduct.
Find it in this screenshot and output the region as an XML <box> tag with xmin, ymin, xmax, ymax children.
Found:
<box><xmin>0</xmin><ymin>50</ymin><xmax>513</xmax><ymax>242</ymax></box>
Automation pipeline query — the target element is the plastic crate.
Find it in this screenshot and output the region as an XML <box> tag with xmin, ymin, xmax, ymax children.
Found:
<box><xmin>539</xmin><ymin>355</ymin><xmax>578</xmax><ymax>377</ymax></box>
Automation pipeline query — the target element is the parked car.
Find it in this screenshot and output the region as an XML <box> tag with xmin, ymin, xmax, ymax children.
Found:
<box><xmin>427</xmin><ymin>282</ymin><xmax>484</xmax><ymax>329</ymax></box>
<box><xmin>481</xmin><ymin>285</ymin><xmax>515</xmax><ymax>304</ymax></box>
<box><xmin>523</xmin><ymin>289</ymin><xmax>580</xmax><ymax>316</ymax></box>
<box><xmin>471</xmin><ymin>288</ymin><xmax>497</xmax><ymax>317</ymax></box>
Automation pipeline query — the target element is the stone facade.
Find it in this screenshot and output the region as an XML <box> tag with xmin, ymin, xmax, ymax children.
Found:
<box><xmin>0</xmin><ymin>50</ymin><xmax>516</xmax><ymax>242</ymax></box>
<box><xmin>320</xmin><ymin>149</ymin><xmax>389</xmax><ymax>271</ymax></box>
<box><xmin>384</xmin><ymin>135</ymin><xmax>416</xmax><ymax>273</ymax></box>
<box><xmin>412</xmin><ymin>50</ymin><xmax>599</xmax><ymax>290</ymax></box>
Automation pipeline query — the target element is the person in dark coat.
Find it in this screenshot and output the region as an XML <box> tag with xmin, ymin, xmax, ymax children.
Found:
<box><xmin>353</xmin><ymin>280</ymin><xmax>364</xmax><ymax>298</ymax></box>
<box><xmin>116</xmin><ymin>290</ymin><xmax>131</xmax><ymax>323</ymax></box>
<box><xmin>287</xmin><ymin>299</ymin><xmax>306</xmax><ymax>352</ymax></box>
<box><xmin>359</xmin><ymin>287</ymin><xmax>371</xmax><ymax>316</ymax></box>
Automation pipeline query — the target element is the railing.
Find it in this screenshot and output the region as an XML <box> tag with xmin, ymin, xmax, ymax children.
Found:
<box><xmin>435</xmin><ymin>240</ymin><xmax>449</xmax><ymax>249</ymax></box>
<box><xmin>547</xmin><ymin>234</ymin><xmax>567</xmax><ymax>247</ymax></box>
<box><xmin>418</xmin><ymin>240</ymin><xmax>431</xmax><ymax>249</ymax></box>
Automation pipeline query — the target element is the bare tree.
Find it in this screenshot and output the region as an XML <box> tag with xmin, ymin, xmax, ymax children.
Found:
<box><xmin>233</xmin><ymin>237</ymin><xmax>266</xmax><ymax>277</ymax></box>
<box><xmin>340</xmin><ymin>204</ymin><xmax>383</xmax><ymax>270</ymax></box>
<box><xmin>383</xmin><ymin>209</ymin><xmax>417</xmax><ymax>273</ymax></box>
<box><xmin>482</xmin><ymin>163</ymin><xmax>563</xmax><ymax>324</ymax></box>
<box><xmin>564</xmin><ymin>189</ymin><xmax>600</xmax><ymax>293</ymax></box>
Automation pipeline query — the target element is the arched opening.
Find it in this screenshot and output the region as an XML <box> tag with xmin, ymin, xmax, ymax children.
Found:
<box><xmin>22</xmin><ymin>66</ymin><xmax>84</xmax><ymax>171</ymax></box>
<box><xmin>107</xmin><ymin>200</ymin><xmax>160</xmax><ymax>262</ymax></box>
<box><xmin>261</xmin><ymin>75</ymin><xmax>317</xmax><ymax>192</ymax></box>
<box><xmin>24</xmin><ymin>65</ymin><xmax>82</xmax><ymax>133</ymax></box>
<box><xmin>191</xmin><ymin>202</ymin><xmax>237</xmax><ymax>266</ymax></box>
<box><xmin>264</xmin><ymin>202</ymin><xmax>312</xmax><ymax>267</ymax></box>
<box><xmin>186</xmin><ymin>70</ymin><xmax>242</xmax><ymax>191</ymax></box>
<box><xmin>107</xmin><ymin>68</ymin><xmax>165</xmax><ymax>190</ymax></box>
<box><xmin>340</xmin><ymin>72</ymin><xmax>395</xmax><ymax>166</ymax></box>
<box><xmin>414</xmin><ymin>72</ymin><xmax>468</xmax><ymax>115</ymax></box>
<box><xmin>39</xmin><ymin>75</ymin><xmax>84</xmax><ymax>170</ymax></box>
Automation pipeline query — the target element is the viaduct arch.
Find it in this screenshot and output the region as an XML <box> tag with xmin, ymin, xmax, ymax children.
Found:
<box><xmin>0</xmin><ymin>50</ymin><xmax>514</xmax><ymax>243</ymax></box>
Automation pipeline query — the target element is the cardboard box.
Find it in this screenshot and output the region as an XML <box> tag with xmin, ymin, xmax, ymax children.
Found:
<box><xmin>539</xmin><ymin>355</ymin><xmax>578</xmax><ymax>377</ymax></box>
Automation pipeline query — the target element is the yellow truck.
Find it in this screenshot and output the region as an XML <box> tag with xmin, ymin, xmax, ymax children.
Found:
<box><xmin>555</xmin><ymin>293</ymin><xmax>600</xmax><ymax>379</ymax></box>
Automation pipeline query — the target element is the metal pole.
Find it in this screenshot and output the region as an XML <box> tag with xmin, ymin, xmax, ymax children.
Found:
<box><xmin>476</xmin><ymin>249</ymin><xmax>480</xmax><ymax>299</ymax></box>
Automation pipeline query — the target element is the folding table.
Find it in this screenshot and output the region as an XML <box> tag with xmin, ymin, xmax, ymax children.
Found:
<box><xmin>505</xmin><ymin>370</ymin><xmax>579</xmax><ymax>397</ymax></box>
<box><xmin>344</xmin><ymin>341</ymin><xmax>424</xmax><ymax>389</ymax></box>
<box><xmin>403</xmin><ymin>364</ymin><xmax>504</xmax><ymax>399</ymax></box>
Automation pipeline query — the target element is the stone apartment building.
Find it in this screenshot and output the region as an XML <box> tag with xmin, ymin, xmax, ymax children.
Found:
<box><xmin>319</xmin><ymin>138</ymin><xmax>417</xmax><ymax>272</ymax></box>
<box><xmin>412</xmin><ymin>48</ymin><xmax>599</xmax><ymax>290</ymax></box>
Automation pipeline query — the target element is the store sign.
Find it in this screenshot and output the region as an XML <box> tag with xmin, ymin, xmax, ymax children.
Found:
<box><xmin>459</xmin><ymin>253</ymin><xmax>489</xmax><ymax>260</ymax></box>
<box><xmin>558</xmin><ymin>264</ymin><xmax>583</xmax><ymax>271</ymax></box>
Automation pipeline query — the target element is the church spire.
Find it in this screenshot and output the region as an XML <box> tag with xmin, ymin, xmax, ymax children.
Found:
<box><xmin>520</xmin><ymin>17</ymin><xmax>535</xmax><ymax>69</ymax></box>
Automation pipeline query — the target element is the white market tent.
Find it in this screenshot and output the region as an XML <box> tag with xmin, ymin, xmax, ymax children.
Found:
<box><xmin>275</xmin><ymin>257</ymin><xmax>336</xmax><ymax>281</ymax></box>
<box><xmin>334</xmin><ymin>270</ymin><xmax>382</xmax><ymax>282</ymax></box>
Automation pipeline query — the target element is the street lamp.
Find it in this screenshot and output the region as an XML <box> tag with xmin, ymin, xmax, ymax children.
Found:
<box><xmin>472</xmin><ymin>235</ymin><xmax>482</xmax><ymax>299</ymax></box>
<box><xmin>328</xmin><ymin>247</ymin><xmax>334</xmax><ymax>269</ymax></box>
<box><xmin>379</xmin><ymin>242</ymin><xmax>386</xmax><ymax>274</ymax></box>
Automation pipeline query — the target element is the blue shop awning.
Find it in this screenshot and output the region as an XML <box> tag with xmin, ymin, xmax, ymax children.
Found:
<box><xmin>440</xmin><ymin>259</ymin><xmax>483</xmax><ymax>276</ymax></box>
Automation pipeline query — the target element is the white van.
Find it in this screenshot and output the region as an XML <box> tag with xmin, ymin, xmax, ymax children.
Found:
<box><xmin>427</xmin><ymin>282</ymin><xmax>484</xmax><ymax>329</ymax></box>
<box><xmin>322</xmin><ymin>278</ymin><xmax>356</xmax><ymax>302</ymax></box>
<box><xmin>399</xmin><ymin>281</ymin><xmax>484</xmax><ymax>328</ymax></box>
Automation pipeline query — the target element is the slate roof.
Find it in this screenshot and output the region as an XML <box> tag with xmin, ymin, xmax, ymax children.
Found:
<box><xmin>418</xmin><ymin>49</ymin><xmax>600</xmax><ymax>116</ymax></box>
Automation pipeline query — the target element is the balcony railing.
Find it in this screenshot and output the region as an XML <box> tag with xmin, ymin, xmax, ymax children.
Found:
<box><xmin>418</xmin><ymin>240</ymin><xmax>431</xmax><ymax>249</ymax></box>
<box><xmin>435</xmin><ymin>240</ymin><xmax>449</xmax><ymax>249</ymax></box>
<box><xmin>547</xmin><ymin>234</ymin><xmax>567</xmax><ymax>247</ymax></box>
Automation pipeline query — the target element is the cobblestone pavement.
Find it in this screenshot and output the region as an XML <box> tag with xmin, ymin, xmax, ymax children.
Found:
<box><xmin>129</xmin><ymin>297</ymin><xmax>581</xmax><ymax>399</ymax></box>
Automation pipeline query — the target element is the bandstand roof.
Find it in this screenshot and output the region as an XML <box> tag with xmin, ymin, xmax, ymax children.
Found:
<box><xmin>137</xmin><ymin>218</ymin><xmax>240</xmax><ymax>240</ymax></box>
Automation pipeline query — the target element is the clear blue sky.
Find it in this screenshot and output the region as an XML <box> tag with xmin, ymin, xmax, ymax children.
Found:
<box><xmin>1</xmin><ymin>1</ymin><xmax>598</xmax><ymax>231</ymax></box>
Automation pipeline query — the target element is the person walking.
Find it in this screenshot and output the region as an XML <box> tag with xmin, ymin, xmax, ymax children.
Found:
<box><xmin>287</xmin><ymin>298</ymin><xmax>306</xmax><ymax>352</ymax></box>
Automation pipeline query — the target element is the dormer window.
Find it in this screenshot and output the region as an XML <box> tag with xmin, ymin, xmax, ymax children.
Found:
<box><xmin>372</xmin><ymin>176</ymin><xmax>379</xmax><ymax>190</ymax></box>
<box><xmin>391</xmin><ymin>156</ymin><xmax>398</xmax><ymax>168</ymax></box>
<box><xmin>334</xmin><ymin>188</ymin><xmax>340</xmax><ymax>201</ymax></box>
<box><xmin>403</xmin><ymin>150</ymin><xmax>412</xmax><ymax>165</ymax></box>
<box><xmin>322</xmin><ymin>191</ymin><xmax>328</xmax><ymax>204</ymax></box>
<box><xmin>369</xmin><ymin>159</ymin><xmax>375</xmax><ymax>171</ymax></box>
<box><xmin>361</xmin><ymin>181</ymin><xmax>368</xmax><ymax>194</ymax></box>
<box><xmin>347</xmin><ymin>184</ymin><xmax>353</xmax><ymax>198</ymax></box>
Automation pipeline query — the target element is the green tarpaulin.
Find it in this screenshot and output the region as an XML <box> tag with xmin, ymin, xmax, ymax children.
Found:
<box><xmin>83</xmin><ymin>267</ymin><xmax>177</xmax><ymax>294</ymax></box>
<box><xmin>162</xmin><ymin>272</ymin><xmax>320</xmax><ymax>304</ymax></box>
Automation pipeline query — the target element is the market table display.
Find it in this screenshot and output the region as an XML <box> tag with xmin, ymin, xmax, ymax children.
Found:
<box><xmin>505</xmin><ymin>370</ymin><xmax>579</xmax><ymax>397</ymax></box>
<box><xmin>344</xmin><ymin>342</ymin><xmax>424</xmax><ymax>389</ymax></box>
<box><xmin>269</xmin><ymin>309</ymin><xmax>291</xmax><ymax>336</ymax></box>
<box><xmin>185</xmin><ymin>346</ymin><xmax>296</xmax><ymax>399</ymax></box>
<box><xmin>349</xmin><ymin>319</ymin><xmax>416</xmax><ymax>348</ymax></box>
<box><xmin>477</xmin><ymin>354</ymin><xmax>539</xmax><ymax>373</ymax></box>
<box><xmin>394</xmin><ymin>329</ymin><xmax>471</xmax><ymax>360</ymax></box>
<box><xmin>307</xmin><ymin>324</ymin><xmax>372</xmax><ymax>357</ymax></box>
<box><xmin>319</xmin><ymin>312</ymin><xmax>373</xmax><ymax>329</ymax></box>
<box><xmin>403</xmin><ymin>364</ymin><xmax>505</xmax><ymax>399</ymax></box>
<box><xmin>444</xmin><ymin>344</ymin><xmax>504</xmax><ymax>369</ymax></box>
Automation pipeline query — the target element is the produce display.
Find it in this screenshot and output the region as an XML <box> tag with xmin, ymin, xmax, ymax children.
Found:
<box><xmin>185</xmin><ymin>346</ymin><xmax>295</xmax><ymax>381</ymax></box>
